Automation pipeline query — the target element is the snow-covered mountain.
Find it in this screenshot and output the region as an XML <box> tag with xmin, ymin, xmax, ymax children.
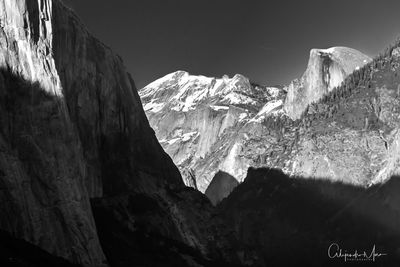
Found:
<box><xmin>141</xmin><ymin>71</ymin><xmax>279</xmax><ymax>113</ymax></box>
<box><xmin>140</xmin><ymin>71</ymin><xmax>285</xmax><ymax>192</ymax></box>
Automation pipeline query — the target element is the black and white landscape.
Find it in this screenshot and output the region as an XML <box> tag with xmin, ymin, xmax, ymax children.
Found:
<box><xmin>0</xmin><ymin>0</ymin><xmax>400</xmax><ymax>266</ymax></box>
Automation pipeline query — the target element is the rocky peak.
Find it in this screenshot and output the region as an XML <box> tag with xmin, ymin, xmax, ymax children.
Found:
<box><xmin>392</xmin><ymin>47</ymin><xmax>400</xmax><ymax>58</ymax></box>
<box><xmin>140</xmin><ymin>71</ymin><xmax>264</xmax><ymax>114</ymax></box>
<box><xmin>284</xmin><ymin>47</ymin><xmax>371</xmax><ymax>119</ymax></box>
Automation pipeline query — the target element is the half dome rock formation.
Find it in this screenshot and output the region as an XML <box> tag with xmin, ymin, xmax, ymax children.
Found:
<box><xmin>0</xmin><ymin>0</ymin><xmax>239</xmax><ymax>266</ymax></box>
<box><xmin>284</xmin><ymin>47</ymin><xmax>371</xmax><ymax>119</ymax></box>
<box><xmin>239</xmin><ymin>42</ymin><xmax>400</xmax><ymax>188</ymax></box>
<box><xmin>140</xmin><ymin>71</ymin><xmax>285</xmax><ymax>192</ymax></box>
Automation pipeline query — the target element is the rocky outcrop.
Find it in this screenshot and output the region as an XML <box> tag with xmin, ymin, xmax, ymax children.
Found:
<box><xmin>284</xmin><ymin>47</ymin><xmax>371</xmax><ymax>119</ymax></box>
<box><xmin>0</xmin><ymin>0</ymin><xmax>239</xmax><ymax>266</ymax></box>
<box><xmin>205</xmin><ymin>171</ymin><xmax>239</xmax><ymax>205</ymax></box>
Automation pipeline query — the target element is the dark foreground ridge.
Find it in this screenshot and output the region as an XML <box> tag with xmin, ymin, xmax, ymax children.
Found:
<box><xmin>219</xmin><ymin>167</ymin><xmax>400</xmax><ymax>266</ymax></box>
<box><xmin>0</xmin><ymin>230</ymin><xmax>81</xmax><ymax>267</ymax></box>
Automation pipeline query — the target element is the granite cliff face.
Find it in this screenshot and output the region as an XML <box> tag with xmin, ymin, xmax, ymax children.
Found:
<box><xmin>0</xmin><ymin>1</ymin><xmax>106</xmax><ymax>265</ymax></box>
<box><xmin>0</xmin><ymin>1</ymin><xmax>239</xmax><ymax>266</ymax></box>
<box><xmin>284</xmin><ymin>47</ymin><xmax>371</xmax><ymax>119</ymax></box>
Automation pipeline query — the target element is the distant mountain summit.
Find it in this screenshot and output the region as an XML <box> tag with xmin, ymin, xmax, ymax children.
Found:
<box><xmin>284</xmin><ymin>47</ymin><xmax>372</xmax><ymax>119</ymax></box>
<box><xmin>140</xmin><ymin>70</ymin><xmax>282</xmax><ymax>114</ymax></box>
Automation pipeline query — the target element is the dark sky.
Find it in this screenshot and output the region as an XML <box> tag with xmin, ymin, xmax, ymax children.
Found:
<box><xmin>64</xmin><ymin>0</ymin><xmax>400</xmax><ymax>88</ymax></box>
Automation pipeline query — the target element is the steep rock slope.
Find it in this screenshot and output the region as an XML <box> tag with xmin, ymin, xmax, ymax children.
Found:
<box><xmin>0</xmin><ymin>1</ymin><xmax>106</xmax><ymax>265</ymax></box>
<box><xmin>140</xmin><ymin>71</ymin><xmax>285</xmax><ymax>191</ymax></box>
<box><xmin>0</xmin><ymin>0</ymin><xmax>239</xmax><ymax>266</ymax></box>
<box><xmin>284</xmin><ymin>47</ymin><xmax>371</xmax><ymax>119</ymax></box>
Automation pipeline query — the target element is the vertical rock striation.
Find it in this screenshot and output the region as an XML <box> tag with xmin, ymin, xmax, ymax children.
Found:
<box><xmin>0</xmin><ymin>1</ymin><xmax>106</xmax><ymax>265</ymax></box>
<box><xmin>0</xmin><ymin>1</ymin><xmax>237</xmax><ymax>266</ymax></box>
<box><xmin>140</xmin><ymin>71</ymin><xmax>285</xmax><ymax>192</ymax></box>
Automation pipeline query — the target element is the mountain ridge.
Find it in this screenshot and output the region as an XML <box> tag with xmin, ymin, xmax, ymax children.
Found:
<box><xmin>140</xmin><ymin>46</ymin><xmax>371</xmax><ymax>196</ymax></box>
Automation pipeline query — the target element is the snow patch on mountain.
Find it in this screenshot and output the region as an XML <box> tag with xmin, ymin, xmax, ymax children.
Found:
<box><xmin>140</xmin><ymin>71</ymin><xmax>268</xmax><ymax>113</ymax></box>
<box><xmin>210</xmin><ymin>105</ymin><xmax>230</xmax><ymax>111</ymax></box>
<box><xmin>265</xmin><ymin>87</ymin><xmax>282</xmax><ymax>98</ymax></box>
<box><xmin>143</xmin><ymin>98</ymin><xmax>165</xmax><ymax>112</ymax></box>
<box><xmin>239</xmin><ymin>113</ymin><xmax>248</xmax><ymax>122</ymax></box>
<box><xmin>249</xmin><ymin>99</ymin><xmax>284</xmax><ymax>123</ymax></box>
<box><xmin>182</xmin><ymin>131</ymin><xmax>199</xmax><ymax>142</ymax></box>
<box><xmin>160</xmin><ymin>131</ymin><xmax>200</xmax><ymax>145</ymax></box>
<box><xmin>221</xmin><ymin>92</ymin><xmax>258</xmax><ymax>106</ymax></box>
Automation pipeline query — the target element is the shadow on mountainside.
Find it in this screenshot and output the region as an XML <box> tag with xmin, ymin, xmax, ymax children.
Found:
<box><xmin>205</xmin><ymin>171</ymin><xmax>239</xmax><ymax>205</ymax></box>
<box><xmin>218</xmin><ymin>167</ymin><xmax>400</xmax><ymax>267</ymax></box>
<box><xmin>0</xmin><ymin>67</ymin><xmax>90</xmax><ymax>266</ymax></box>
<box><xmin>0</xmin><ymin>58</ymin><xmax>241</xmax><ymax>267</ymax></box>
<box><xmin>91</xmin><ymin>187</ymin><xmax>243</xmax><ymax>267</ymax></box>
